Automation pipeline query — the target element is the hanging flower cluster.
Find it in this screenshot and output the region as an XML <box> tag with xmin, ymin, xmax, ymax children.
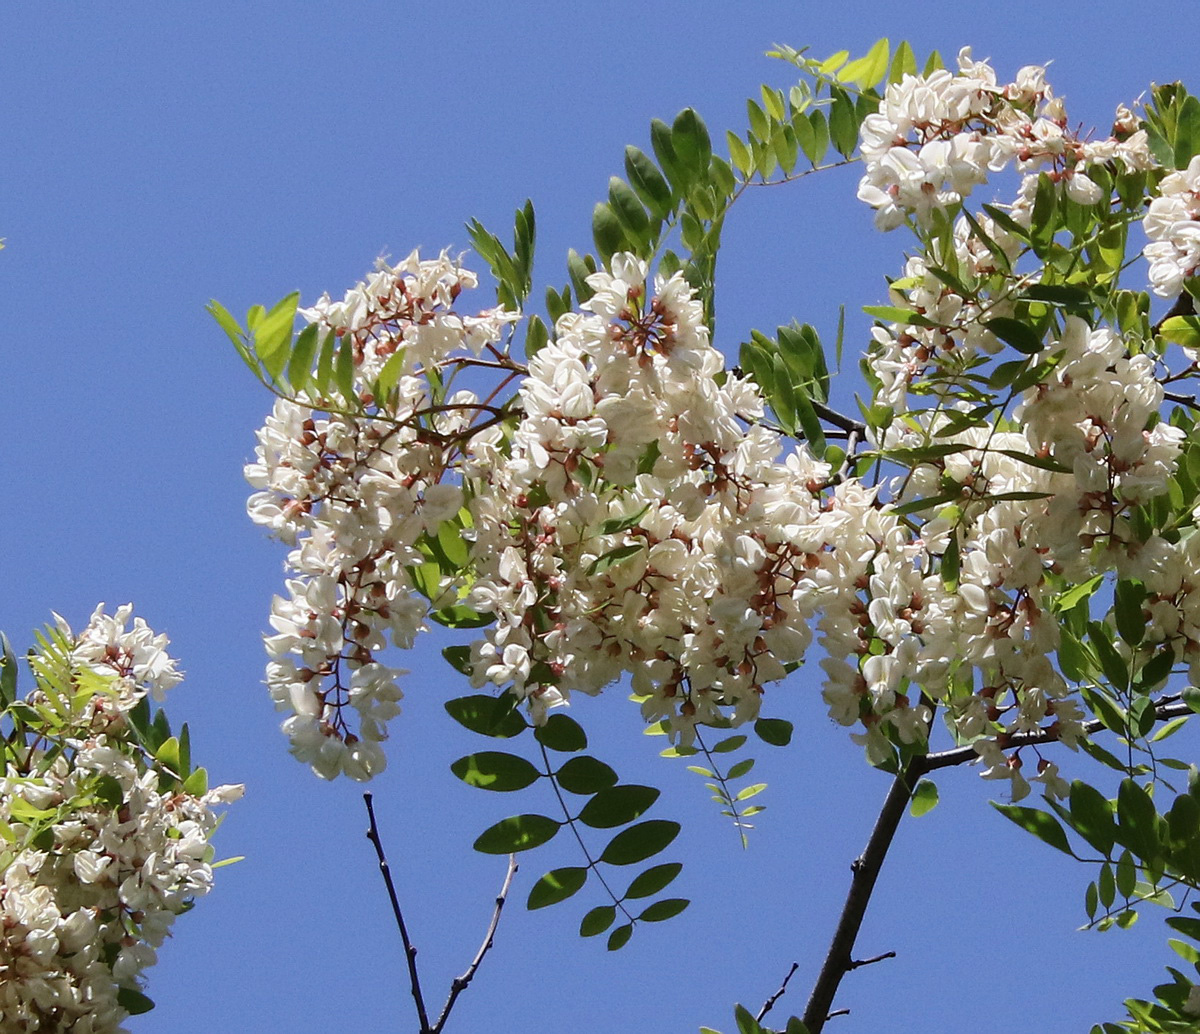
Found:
<box><xmin>244</xmin><ymin>49</ymin><xmax>1200</xmax><ymax>805</ymax></box>
<box><xmin>0</xmin><ymin>605</ymin><xmax>242</xmax><ymax>1034</ymax></box>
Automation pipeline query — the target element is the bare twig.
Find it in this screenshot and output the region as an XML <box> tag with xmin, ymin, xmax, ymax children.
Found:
<box><xmin>756</xmin><ymin>961</ymin><xmax>799</xmax><ymax>1023</ymax></box>
<box><xmin>363</xmin><ymin>792</ymin><xmax>432</xmax><ymax>1033</ymax></box>
<box><xmin>847</xmin><ymin>950</ymin><xmax>895</xmax><ymax>970</ymax></box>
<box><xmin>432</xmin><ymin>854</ymin><xmax>519</xmax><ymax>1033</ymax></box>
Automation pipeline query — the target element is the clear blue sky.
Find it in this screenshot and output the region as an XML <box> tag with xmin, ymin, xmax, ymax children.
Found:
<box><xmin>2</xmin><ymin>3</ymin><xmax>1198</xmax><ymax>1031</ymax></box>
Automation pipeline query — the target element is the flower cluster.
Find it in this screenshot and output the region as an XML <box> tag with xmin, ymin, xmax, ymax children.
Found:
<box><xmin>857</xmin><ymin>47</ymin><xmax>1151</xmax><ymax>231</ymax></box>
<box><xmin>244</xmin><ymin>52</ymin><xmax>1200</xmax><ymax>805</ymax></box>
<box><xmin>0</xmin><ymin>605</ymin><xmax>241</xmax><ymax>1034</ymax></box>
<box><xmin>1144</xmin><ymin>154</ymin><xmax>1200</xmax><ymax>298</ymax></box>
<box><xmin>246</xmin><ymin>251</ymin><xmax>519</xmax><ymax>779</ymax></box>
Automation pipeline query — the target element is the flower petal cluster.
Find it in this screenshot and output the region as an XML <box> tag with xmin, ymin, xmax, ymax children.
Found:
<box><xmin>1143</xmin><ymin>154</ymin><xmax>1200</xmax><ymax>297</ymax></box>
<box><xmin>0</xmin><ymin>606</ymin><xmax>241</xmax><ymax>1034</ymax></box>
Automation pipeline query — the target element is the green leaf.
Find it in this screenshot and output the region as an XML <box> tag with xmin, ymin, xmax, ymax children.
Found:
<box><xmin>727</xmin><ymin>758</ymin><xmax>755</xmax><ymax>780</ymax></box>
<box><xmin>828</xmin><ymin>90</ymin><xmax>858</xmax><ymax>157</ymax></box>
<box><xmin>671</xmin><ymin>108</ymin><xmax>712</xmax><ymax>183</ymax></box>
<box><xmin>592</xmin><ymin>202</ymin><xmax>624</xmax><ymax>263</ymax></box>
<box><xmin>623</xmin><ymin>861</ymin><xmax>683</xmax><ymax>900</ymax></box>
<box><xmin>587</xmin><ymin>543</ymin><xmax>643</xmax><ymax>576</ymax></box>
<box><xmin>638</xmin><ymin>897</ymin><xmax>689</xmax><ymax>922</ymax></box>
<box><xmin>624</xmin><ymin>146</ymin><xmax>673</xmax><ymax>220</ymax></box>
<box><xmin>1056</xmin><ymin>574</ymin><xmax>1104</xmax><ymax>613</ymax></box>
<box><xmin>600</xmin><ymin>820</ymin><xmax>681</xmax><ymax>865</ymax></box>
<box><xmin>985</xmin><ymin>317</ymin><xmax>1044</xmax><ymax>355</ymax></box>
<box><xmin>580</xmin><ymin>904</ymin><xmax>616</xmax><ymax>937</ymax></box>
<box><xmin>254</xmin><ymin>291</ymin><xmax>301</xmax><ymax>373</ymax></box>
<box><xmin>473</xmin><ymin>814</ymin><xmax>561</xmax><ymax>854</ymax></box>
<box><xmin>527</xmin><ymin>866</ymin><xmax>588</xmax><ymax>909</ymax></box>
<box><xmin>598</xmin><ymin>505</ymin><xmax>651</xmax><ymax>537</ymax></box>
<box><xmin>754</xmin><ymin>718</ymin><xmax>792</xmax><ymax>746</ymax></box>
<box><xmin>555</xmin><ymin>756</ymin><xmax>619</xmax><ymax>795</ymax></box>
<box><xmin>334</xmin><ymin>332</ymin><xmax>357</xmax><ymax>402</ymax></box>
<box><xmin>1089</xmin><ymin>622</ymin><xmax>1130</xmax><ymax>692</ymax></box>
<box><xmin>286</xmin><ymin>322</ymin><xmax>320</xmax><ymax>392</ymax></box>
<box><xmin>711</xmin><ymin>734</ymin><xmax>746</xmax><ymax>754</ymax></box>
<box><xmin>910</xmin><ymin>779</ymin><xmax>939</xmax><ymax>817</ymax></box>
<box><xmin>607</xmin><ymin>923</ymin><xmax>634</xmax><ymax>951</ymax></box>
<box><xmin>444</xmin><ymin>695</ymin><xmax>528</xmax><ymax>738</ymax></box>
<box><xmin>735</xmin><ymin>1004</ymin><xmax>767</xmax><ymax>1034</ymax></box>
<box><xmin>579</xmin><ymin>785</ymin><xmax>661</xmax><ymax>828</ymax></box>
<box><xmin>92</xmin><ymin>774</ymin><xmax>124</xmax><ymax>809</ymax></box>
<box><xmin>992</xmin><ymin>802</ymin><xmax>1075</xmax><ymax>856</ymax></box>
<box><xmin>862</xmin><ymin>304</ymin><xmax>939</xmax><ymax>328</ymax></box>
<box><xmin>941</xmin><ymin>533</ymin><xmax>960</xmax><ymax>593</ymax></box>
<box><xmin>1159</xmin><ymin>315</ymin><xmax>1200</xmax><ymax>351</ymax></box>
<box><xmin>888</xmin><ymin>40</ymin><xmax>917</xmax><ymax>83</ymax></box>
<box><xmin>1068</xmin><ymin>781</ymin><xmax>1116</xmax><ymax>855</ymax></box>
<box><xmin>535</xmin><ymin>713</ymin><xmax>587</xmax><ymax>752</ymax></box>
<box><xmin>451</xmin><ymin>751</ymin><xmax>541</xmax><ymax>792</ymax></box>
<box><xmin>837</xmin><ymin>38</ymin><xmax>890</xmax><ymax>89</ymax></box>
<box><xmin>116</xmin><ymin>988</ymin><xmax>155</xmax><ymax>1016</ymax></box>
<box><xmin>734</xmin><ymin>783</ymin><xmax>767</xmax><ymax>802</ymax></box>
<box><xmin>156</xmin><ymin>735</ymin><xmax>181</xmax><ymax>773</ymax></box>
<box><xmin>182</xmin><ymin>767</ymin><xmax>209</xmax><ymax>796</ymax></box>
<box><xmin>1117</xmin><ymin>778</ymin><xmax>1160</xmax><ymax>861</ymax></box>
<box><xmin>1114</xmin><ymin>580</ymin><xmax>1146</xmax><ymax>647</ymax></box>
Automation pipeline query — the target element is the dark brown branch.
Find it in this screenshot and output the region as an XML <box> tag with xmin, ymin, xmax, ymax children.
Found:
<box><xmin>920</xmin><ymin>699</ymin><xmax>1191</xmax><ymax>774</ymax></box>
<box><xmin>800</xmin><ymin>765</ymin><xmax>916</xmax><ymax>1033</ymax></box>
<box><xmin>811</xmin><ymin>399</ymin><xmax>867</xmax><ymax>436</ymax></box>
<box><xmin>432</xmin><ymin>854</ymin><xmax>519</xmax><ymax>1033</ymax></box>
<box><xmin>756</xmin><ymin>961</ymin><xmax>799</xmax><ymax>1024</ymax></box>
<box><xmin>364</xmin><ymin>792</ymin><xmax>432</xmax><ymax>1033</ymax></box>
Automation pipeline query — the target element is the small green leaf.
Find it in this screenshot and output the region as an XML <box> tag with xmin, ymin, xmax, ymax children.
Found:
<box><xmin>600</xmin><ymin>820</ymin><xmax>681</xmax><ymax>865</ymax></box>
<box><xmin>116</xmin><ymin>989</ymin><xmax>155</xmax><ymax>1016</ymax></box>
<box><xmin>623</xmin><ymin>862</ymin><xmax>683</xmax><ymax>900</ymax></box>
<box><xmin>182</xmin><ymin>767</ymin><xmax>209</xmax><ymax>796</ymax></box>
<box><xmin>992</xmin><ymin>802</ymin><xmax>1075</xmax><ymax>856</ymax></box>
<box><xmin>527</xmin><ymin>867</ymin><xmax>588</xmax><ymax>910</ymax></box>
<box><xmin>637</xmin><ymin>898</ymin><xmax>689</xmax><ymax>922</ymax></box>
<box><xmin>555</xmin><ymin>756</ymin><xmax>619</xmax><ymax>795</ymax></box>
<box><xmin>451</xmin><ymin>752</ymin><xmax>541</xmax><ymax>792</ymax></box>
<box><xmin>985</xmin><ymin>317</ymin><xmax>1044</xmax><ymax>355</ymax></box>
<box><xmin>1068</xmin><ymin>781</ymin><xmax>1116</xmax><ymax>855</ymax></box>
<box><xmin>672</xmin><ymin>108</ymin><xmax>712</xmax><ymax>182</ymax></box>
<box><xmin>579</xmin><ymin>785</ymin><xmax>661</xmax><ymax>828</ymax></box>
<box><xmin>444</xmin><ymin>695</ymin><xmax>527</xmax><ymax>739</ymax></box>
<box><xmin>592</xmin><ymin>202</ymin><xmax>624</xmax><ymax>263</ymax></box>
<box><xmin>624</xmin><ymin>146</ymin><xmax>673</xmax><ymax>220</ymax></box>
<box><xmin>607</xmin><ymin>922</ymin><xmax>634</xmax><ymax>951</ymax></box>
<box><xmin>727</xmin><ymin>758</ymin><xmax>756</xmax><ymax>780</ymax></box>
<box><xmin>754</xmin><ymin>718</ymin><xmax>793</xmax><ymax>746</ymax></box>
<box><xmin>711</xmin><ymin>734</ymin><xmax>747</xmax><ymax>754</ymax></box>
<box><xmin>473</xmin><ymin>814</ymin><xmax>560</xmax><ymax>854</ymax></box>
<box><xmin>735</xmin><ymin>1003</ymin><xmax>767</xmax><ymax>1034</ymax></box>
<box><xmin>580</xmin><ymin>904</ymin><xmax>616</xmax><ymax>937</ymax></box>
<box><xmin>910</xmin><ymin>779</ymin><xmax>939</xmax><ymax>817</ymax></box>
<box><xmin>535</xmin><ymin>714</ymin><xmax>587</xmax><ymax>752</ymax></box>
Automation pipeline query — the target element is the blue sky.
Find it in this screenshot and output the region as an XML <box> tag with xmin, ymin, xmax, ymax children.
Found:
<box><xmin>2</xmin><ymin>3</ymin><xmax>1198</xmax><ymax>1031</ymax></box>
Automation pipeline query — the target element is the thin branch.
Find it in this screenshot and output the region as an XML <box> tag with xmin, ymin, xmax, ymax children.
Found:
<box><xmin>363</xmin><ymin>793</ymin><xmax>432</xmax><ymax>1033</ymax></box>
<box><xmin>919</xmin><ymin>699</ymin><xmax>1192</xmax><ymax>774</ymax></box>
<box><xmin>756</xmin><ymin>961</ymin><xmax>799</xmax><ymax>1023</ymax></box>
<box><xmin>432</xmin><ymin>854</ymin><xmax>519</xmax><ymax>1033</ymax></box>
<box><xmin>800</xmin><ymin>765</ymin><xmax>915</xmax><ymax>1034</ymax></box>
<box><xmin>847</xmin><ymin>950</ymin><xmax>895</xmax><ymax>970</ymax></box>
<box><xmin>811</xmin><ymin>399</ymin><xmax>867</xmax><ymax>436</ymax></box>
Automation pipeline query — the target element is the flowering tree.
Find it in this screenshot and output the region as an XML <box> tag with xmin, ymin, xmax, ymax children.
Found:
<box><xmin>10</xmin><ymin>35</ymin><xmax>1200</xmax><ymax>1034</ymax></box>
<box><xmin>217</xmin><ymin>38</ymin><xmax>1200</xmax><ymax>1033</ymax></box>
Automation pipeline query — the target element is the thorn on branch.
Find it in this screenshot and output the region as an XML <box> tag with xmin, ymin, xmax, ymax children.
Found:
<box><xmin>826</xmin><ymin>1008</ymin><xmax>851</xmax><ymax>1021</ymax></box>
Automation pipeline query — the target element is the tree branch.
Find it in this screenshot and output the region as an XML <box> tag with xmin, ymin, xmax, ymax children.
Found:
<box><xmin>811</xmin><ymin>399</ymin><xmax>867</xmax><ymax>436</ymax></box>
<box><xmin>432</xmin><ymin>854</ymin><xmax>519</xmax><ymax>1033</ymax></box>
<box><xmin>363</xmin><ymin>792</ymin><xmax>432</xmax><ymax>1033</ymax></box>
<box><xmin>800</xmin><ymin>765</ymin><xmax>915</xmax><ymax>1033</ymax></box>
<box><xmin>756</xmin><ymin>961</ymin><xmax>799</xmax><ymax>1024</ymax></box>
<box><xmin>919</xmin><ymin>699</ymin><xmax>1192</xmax><ymax>774</ymax></box>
